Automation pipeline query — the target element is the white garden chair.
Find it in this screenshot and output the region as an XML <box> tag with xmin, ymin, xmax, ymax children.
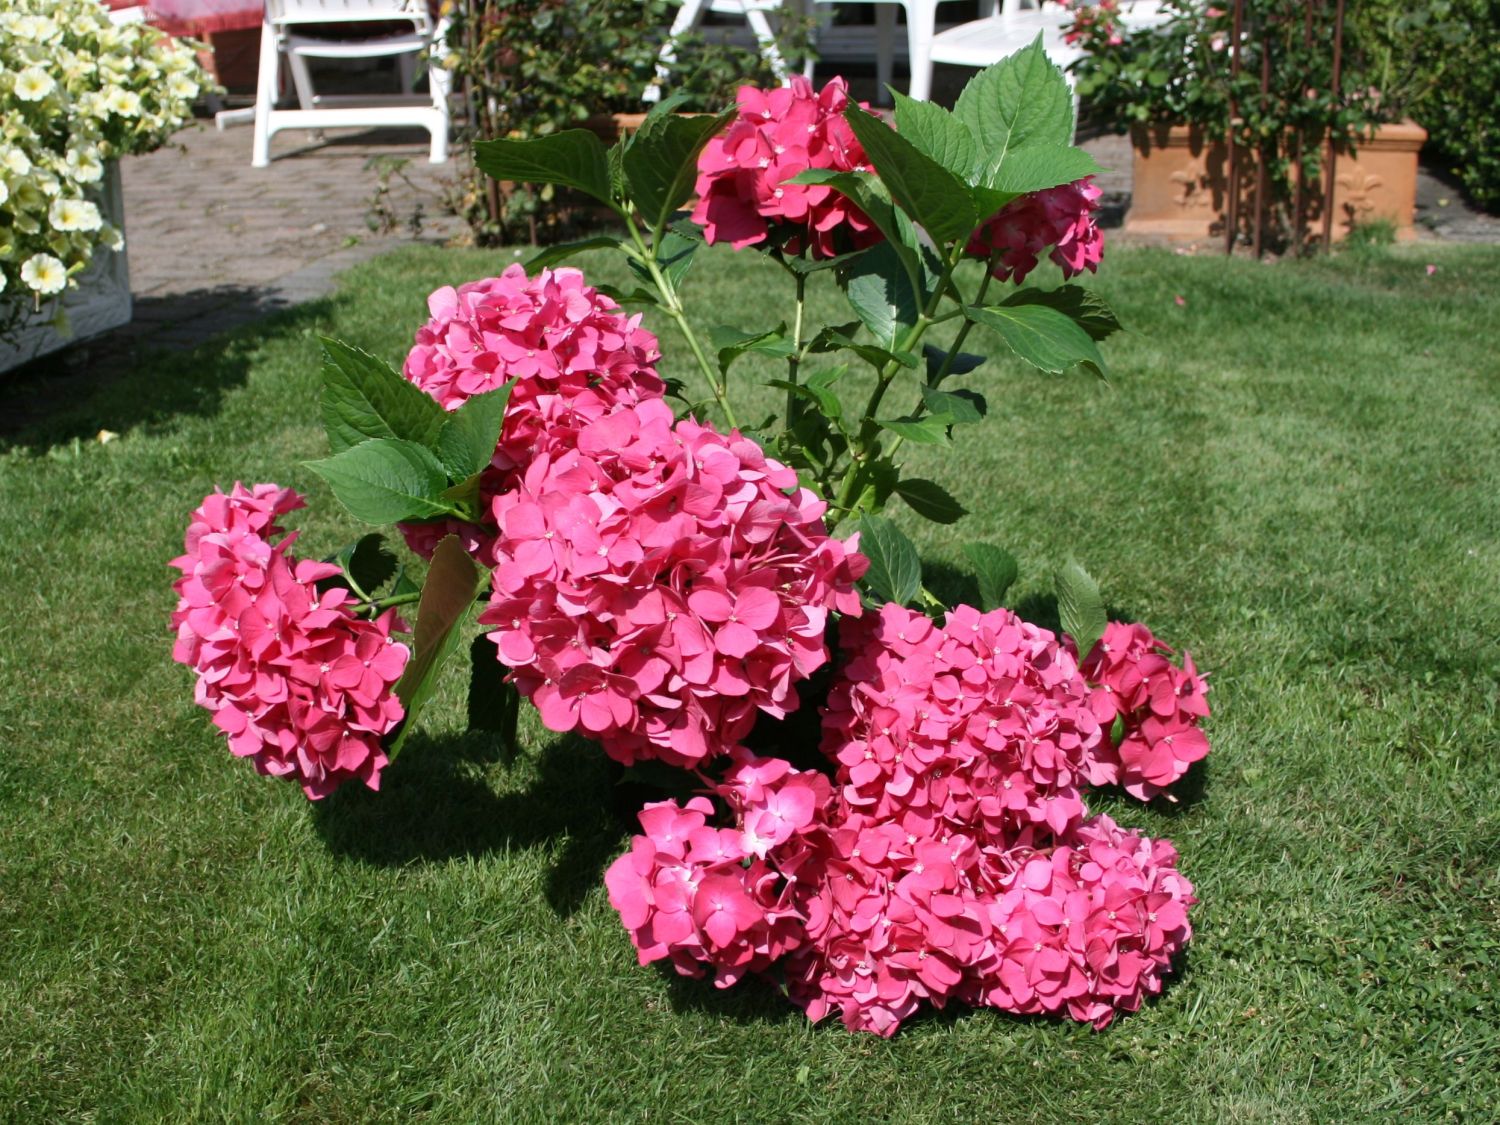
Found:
<box><xmin>916</xmin><ymin>1</ymin><xmax>1170</xmax><ymax>105</ymax></box>
<box><xmin>239</xmin><ymin>0</ymin><xmax>452</xmax><ymax>168</ymax></box>
<box><xmin>646</xmin><ymin>0</ymin><xmax>798</xmax><ymax>102</ymax></box>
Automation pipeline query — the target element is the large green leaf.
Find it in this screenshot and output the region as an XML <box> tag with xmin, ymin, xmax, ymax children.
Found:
<box><xmin>319</xmin><ymin>337</ymin><xmax>446</xmax><ymax>454</ymax></box>
<box><xmin>953</xmin><ymin>36</ymin><xmax>1076</xmax><ymax>178</ymax></box>
<box><xmin>388</xmin><ymin>535</ymin><xmax>483</xmax><ymax>758</ymax></box>
<box><xmin>919</xmin><ymin>385</ymin><xmax>986</xmax><ymax>424</ymax></box>
<box><xmin>844</xmin><ymin>105</ymin><xmax>980</xmax><ymax>246</ymax></box>
<box><xmin>472</xmin><ymin>130</ymin><xmax>614</xmax><ymax>205</ymax></box>
<box><xmin>710</xmin><ymin>323</ymin><xmax>794</xmax><ymax>375</ymax></box>
<box><xmin>966</xmin><ymin>303</ymin><xmax>1106</xmax><ymax>377</ymax></box>
<box><xmin>962</xmin><ymin>543</ymin><xmax>1019</xmax><ymax>610</ymax></box>
<box><xmin>1055</xmin><ymin>558</ymin><xmax>1107</xmax><ymax>660</ymax></box>
<box><xmin>304</xmin><ymin>438</ymin><xmax>454</xmax><ymax>524</ymax></box>
<box><xmin>1004</xmin><ymin>284</ymin><xmax>1123</xmax><ymax>341</ymax></box>
<box><xmin>876</xmin><ymin>415</ymin><xmax>951</xmax><ymax>445</ymax></box>
<box><xmin>891</xmin><ymin>92</ymin><xmax>976</xmax><ymax>180</ymax></box>
<box><xmin>983</xmin><ymin>143</ymin><xmax>1102</xmax><ymax>197</ymax></box>
<box><xmin>895</xmin><ymin>478</ymin><xmax>968</xmax><ymax>524</ymax></box>
<box><xmin>524</xmin><ymin>236</ymin><xmax>622</xmax><ymax>273</ymax></box>
<box><xmin>788</xmin><ymin>168</ymin><xmax>923</xmax><ymax>290</ymax></box>
<box><xmin>437</xmin><ymin>382</ymin><xmax>513</xmax><ymax>483</ymax></box>
<box><xmin>624</xmin><ymin>101</ymin><xmax>734</xmax><ymax>232</ymax></box>
<box><xmin>853</xmin><ymin>514</ymin><xmax>922</xmax><ymax>607</ymax></box>
<box><xmin>845</xmin><ymin>241</ymin><xmax>921</xmax><ymax>349</ymax></box>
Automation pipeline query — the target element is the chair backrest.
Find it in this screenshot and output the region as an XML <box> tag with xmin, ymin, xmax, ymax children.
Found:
<box><xmin>267</xmin><ymin>0</ymin><xmax>428</xmax><ymax>24</ymax></box>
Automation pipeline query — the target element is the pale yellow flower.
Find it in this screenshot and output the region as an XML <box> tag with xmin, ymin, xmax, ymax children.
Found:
<box><xmin>49</xmin><ymin>198</ymin><xmax>102</xmax><ymax>233</ymax></box>
<box><xmin>14</xmin><ymin>66</ymin><xmax>56</xmax><ymax>102</ymax></box>
<box><xmin>20</xmin><ymin>253</ymin><xmax>67</xmax><ymax>295</ymax></box>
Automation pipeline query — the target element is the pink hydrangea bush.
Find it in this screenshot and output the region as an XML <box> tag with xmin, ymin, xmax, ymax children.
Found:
<box><xmin>692</xmin><ymin>76</ymin><xmax>883</xmax><ymax>258</ymax></box>
<box><xmin>604</xmin><ymin>604</ymin><xmax>1202</xmax><ymax>1036</ymax></box>
<box><xmin>479</xmin><ymin>397</ymin><xmax>868</xmax><ymax>767</ymax></box>
<box><xmin>1080</xmin><ymin>621</ymin><xmax>1211</xmax><ymax>800</ymax></box>
<box><xmin>398</xmin><ymin>264</ymin><xmax>665</xmax><ymax>562</ymax></box>
<box><xmin>170</xmin><ymin>484</ymin><xmax>409</xmax><ymax>799</ymax></box>
<box><xmin>967</xmin><ymin>177</ymin><xmax>1106</xmax><ymax>284</ymax></box>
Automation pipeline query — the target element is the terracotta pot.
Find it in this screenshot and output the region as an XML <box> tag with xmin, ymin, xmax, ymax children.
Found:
<box><xmin>1124</xmin><ymin>120</ymin><xmax>1427</xmax><ymax>243</ymax></box>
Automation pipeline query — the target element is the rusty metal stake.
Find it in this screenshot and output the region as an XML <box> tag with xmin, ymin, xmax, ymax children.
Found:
<box><xmin>1322</xmin><ymin>0</ymin><xmax>1347</xmax><ymax>250</ymax></box>
<box><xmin>1253</xmin><ymin>6</ymin><xmax>1271</xmax><ymax>259</ymax></box>
<box><xmin>1224</xmin><ymin>0</ymin><xmax>1244</xmax><ymax>255</ymax></box>
<box><xmin>1292</xmin><ymin>0</ymin><xmax>1315</xmax><ymax>256</ymax></box>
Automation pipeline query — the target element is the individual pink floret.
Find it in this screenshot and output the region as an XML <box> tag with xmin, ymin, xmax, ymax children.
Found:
<box><xmin>170</xmin><ymin>483</ymin><xmax>409</xmax><ymax>800</ymax></box>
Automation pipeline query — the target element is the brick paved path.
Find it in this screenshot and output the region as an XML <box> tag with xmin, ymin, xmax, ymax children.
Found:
<box><xmin>113</xmin><ymin>119</ymin><xmax>462</xmax><ymax>354</ymax></box>
<box><xmin>33</xmin><ymin>104</ymin><xmax>1500</xmax><ymax>374</ymax></box>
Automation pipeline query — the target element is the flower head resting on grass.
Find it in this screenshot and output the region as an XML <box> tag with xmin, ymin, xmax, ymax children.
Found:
<box><xmin>170</xmin><ymin>484</ymin><xmax>409</xmax><ymax>800</ymax></box>
<box><xmin>479</xmin><ymin>398</ymin><xmax>868</xmax><ymax>767</ymax></box>
<box><xmin>692</xmin><ymin>76</ymin><xmax>884</xmax><ymax>258</ymax></box>
<box><xmin>1080</xmin><ymin>621</ymin><xmax>1210</xmax><ymax>800</ymax></box>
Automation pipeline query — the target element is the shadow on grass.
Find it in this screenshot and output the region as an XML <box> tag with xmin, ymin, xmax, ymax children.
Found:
<box><xmin>0</xmin><ymin>287</ymin><xmax>335</xmax><ymax>453</ymax></box>
<box><xmin>311</xmin><ymin>730</ymin><xmax>630</xmax><ymax>917</ymax></box>
<box><xmin>659</xmin><ymin>967</ymin><xmax>804</xmax><ymax>1028</ymax></box>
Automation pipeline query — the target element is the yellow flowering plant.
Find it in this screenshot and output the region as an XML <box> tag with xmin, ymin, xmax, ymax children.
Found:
<box><xmin>1</xmin><ymin>0</ymin><xmax>209</xmax><ymax>332</ymax></box>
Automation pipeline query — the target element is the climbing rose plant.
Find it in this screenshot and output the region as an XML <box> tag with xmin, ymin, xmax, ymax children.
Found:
<box><xmin>171</xmin><ymin>43</ymin><xmax>1215</xmax><ymax>1037</ymax></box>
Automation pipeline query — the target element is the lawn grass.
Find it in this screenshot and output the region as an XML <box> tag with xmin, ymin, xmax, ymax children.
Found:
<box><xmin>1</xmin><ymin>240</ymin><xmax>1497</xmax><ymax>1121</ymax></box>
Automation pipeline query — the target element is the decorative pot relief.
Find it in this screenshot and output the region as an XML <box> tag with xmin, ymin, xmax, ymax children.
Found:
<box><xmin>1169</xmin><ymin>154</ymin><xmax>1214</xmax><ymax>212</ymax></box>
<box><xmin>1336</xmin><ymin>164</ymin><xmax>1384</xmax><ymax>221</ymax></box>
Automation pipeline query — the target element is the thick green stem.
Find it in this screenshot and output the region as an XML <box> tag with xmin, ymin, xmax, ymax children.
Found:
<box><xmin>831</xmin><ymin>249</ymin><xmax>967</xmax><ymax>518</ymax></box>
<box><xmin>362</xmin><ymin>589</ymin><xmax>423</xmax><ymax>618</ymax></box>
<box><xmin>929</xmin><ymin>255</ymin><xmax>999</xmax><ymax>387</ymax></box>
<box><xmin>621</xmin><ymin>215</ymin><xmax>738</xmax><ymax>429</ymax></box>
<box><xmin>786</xmin><ymin>270</ymin><xmax>807</xmax><ymax>428</ymax></box>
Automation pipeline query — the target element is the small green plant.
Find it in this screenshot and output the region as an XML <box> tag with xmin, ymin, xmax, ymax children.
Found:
<box><xmin>1343</xmin><ymin>216</ymin><xmax>1397</xmax><ymax>252</ymax></box>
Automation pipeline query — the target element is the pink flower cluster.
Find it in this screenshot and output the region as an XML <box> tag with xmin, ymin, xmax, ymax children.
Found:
<box><xmin>692</xmin><ymin>76</ymin><xmax>883</xmax><ymax>258</ymax></box>
<box><xmin>479</xmin><ymin>396</ymin><xmax>868</xmax><ymax>767</ymax></box>
<box><xmin>605</xmin><ymin>755</ymin><xmax>831</xmax><ymax>988</ymax></box>
<box><xmin>823</xmin><ymin>602</ymin><xmax>1101</xmax><ymax>839</ymax></box>
<box><xmin>399</xmin><ymin>265</ymin><xmax>665</xmax><ymax>562</ymax></box>
<box><xmin>967</xmin><ymin>177</ymin><xmax>1106</xmax><ymax>284</ymax></box>
<box><xmin>1080</xmin><ymin>621</ymin><xmax>1210</xmax><ymax>801</ymax></box>
<box><xmin>1061</xmin><ymin>0</ymin><xmax>1124</xmax><ymax>48</ymax></box>
<box><xmin>170</xmin><ymin>484</ymin><xmax>409</xmax><ymax>800</ymax></box>
<box><xmin>606</xmin><ymin>604</ymin><xmax>1201</xmax><ymax>1036</ymax></box>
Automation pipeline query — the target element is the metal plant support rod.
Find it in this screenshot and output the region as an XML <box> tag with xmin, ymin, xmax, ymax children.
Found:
<box><xmin>1322</xmin><ymin>0</ymin><xmax>1347</xmax><ymax>250</ymax></box>
<box><xmin>1253</xmin><ymin>7</ymin><xmax>1271</xmax><ymax>259</ymax></box>
<box><xmin>1292</xmin><ymin>0</ymin><xmax>1316</xmax><ymax>256</ymax></box>
<box><xmin>1225</xmin><ymin>0</ymin><xmax>1244</xmax><ymax>255</ymax></box>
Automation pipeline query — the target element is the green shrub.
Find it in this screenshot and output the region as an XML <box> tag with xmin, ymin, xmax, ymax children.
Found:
<box><xmin>1347</xmin><ymin>0</ymin><xmax>1499</xmax><ymax>211</ymax></box>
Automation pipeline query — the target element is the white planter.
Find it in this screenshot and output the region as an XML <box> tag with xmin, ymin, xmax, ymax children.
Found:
<box><xmin>0</xmin><ymin>162</ymin><xmax>132</xmax><ymax>373</ymax></box>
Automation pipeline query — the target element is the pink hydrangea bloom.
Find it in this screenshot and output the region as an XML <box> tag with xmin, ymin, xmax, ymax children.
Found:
<box><xmin>692</xmin><ymin>76</ymin><xmax>884</xmax><ymax>258</ymax></box>
<box><xmin>479</xmin><ymin>398</ymin><xmax>868</xmax><ymax>767</ymax></box>
<box><xmin>822</xmin><ymin>602</ymin><xmax>1103</xmax><ymax>839</ymax></box>
<box><xmin>967</xmin><ymin>178</ymin><xmax>1106</xmax><ymax>284</ymax></box>
<box><xmin>604</xmin><ymin>757</ymin><xmax>825</xmax><ymax>987</ymax></box>
<box><xmin>170</xmin><ymin>483</ymin><xmax>409</xmax><ymax>800</ymax></box>
<box><xmin>398</xmin><ymin>265</ymin><xmax>665</xmax><ymax>561</ymax></box>
<box><xmin>1080</xmin><ymin>621</ymin><xmax>1211</xmax><ymax>800</ymax></box>
<box><xmin>605</xmin><ymin>749</ymin><xmax>1196</xmax><ymax>1037</ymax></box>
